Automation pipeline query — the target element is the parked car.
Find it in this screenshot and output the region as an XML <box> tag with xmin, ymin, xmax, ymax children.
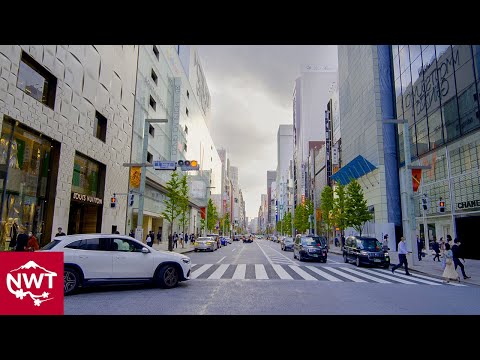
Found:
<box><xmin>224</xmin><ymin>237</ymin><xmax>233</xmax><ymax>244</ymax></box>
<box><xmin>243</xmin><ymin>235</ymin><xmax>253</xmax><ymax>243</ymax></box>
<box><xmin>293</xmin><ymin>235</ymin><xmax>328</xmax><ymax>262</ymax></box>
<box><xmin>280</xmin><ymin>237</ymin><xmax>294</xmax><ymax>251</ymax></box>
<box><xmin>220</xmin><ymin>237</ymin><xmax>229</xmax><ymax>246</ymax></box>
<box><xmin>343</xmin><ymin>235</ymin><xmax>390</xmax><ymax>268</ymax></box>
<box><xmin>39</xmin><ymin>234</ymin><xmax>191</xmax><ymax>296</ymax></box>
<box><xmin>233</xmin><ymin>235</ymin><xmax>241</xmax><ymax>241</ymax></box>
<box><xmin>207</xmin><ymin>234</ymin><xmax>221</xmax><ymax>248</ymax></box>
<box><xmin>195</xmin><ymin>236</ymin><xmax>217</xmax><ymax>252</ymax></box>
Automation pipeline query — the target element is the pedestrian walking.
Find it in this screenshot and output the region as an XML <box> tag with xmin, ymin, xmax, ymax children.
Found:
<box><xmin>157</xmin><ymin>228</ymin><xmax>162</xmax><ymax>244</ymax></box>
<box><xmin>417</xmin><ymin>235</ymin><xmax>424</xmax><ymax>261</ymax></box>
<box><xmin>146</xmin><ymin>233</ymin><xmax>153</xmax><ymax>247</ymax></box>
<box><xmin>55</xmin><ymin>227</ymin><xmax>66</xmax><ymax>237</ymax></box>
<box><xmin>173</xmin><ymin>232</ymin><xmax>178</xmax><ymax>248</ymax></box>
<box><xmin>442</xmin><ymin>243</ymin><xmax>460</xmax><ymax>283</ymax></box>
<box><xmin>341</xmin><ymin>235</ymin><xmax>345</xmax><ymax>250</ymax></box>
<box><xmin>391</xmin><ymin>236</ymin><xmax>411</xmax><ymax>275</ymax></box>
<box><xmin>382</xmin><ymin>234</ymin><xmax>389</xmax><ymax>252</ymax></box>
<box><xmin>452</xmin><ymin>239</ymin><xmax>470</xmax><ymax>280</ymax></box>
<box><xmin>15</xmin><ymin>227</ymin><xmax>29</xmax><ymax>252</ymax></box>
<box><xmin>432</xmin><ymin>238</ymin><xmax>441</xmax><ymax>262</ymax></box>
<box><xmin>184</xmin><ymin>232</ymin><xmax>188</xmax><ymax>245</ymax></box>
<box><xmin>179</xmin><ymin>232</ymin><xmax>184</xmax><ymax>248</ymax></box>
<box><xmin>26</xmin><ymin>232</ymin><xmax>39</xmax><ymax>252</ymax></box>
<box><xmin>129</xmin><ymin>229</ymin><xmax>135</xmax><ymax>238</ymax></box>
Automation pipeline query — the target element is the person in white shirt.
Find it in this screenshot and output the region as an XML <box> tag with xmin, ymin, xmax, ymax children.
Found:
<box><xmin>391</xmin><ymin>236</ymin><xmax>411</xmax><ymax>275</ymax></box>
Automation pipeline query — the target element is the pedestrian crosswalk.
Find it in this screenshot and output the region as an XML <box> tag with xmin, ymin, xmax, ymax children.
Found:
<box><xmin>189</xmin><ymin>263</ymin><xmax>468</xmax><ymax>286</ymax></box>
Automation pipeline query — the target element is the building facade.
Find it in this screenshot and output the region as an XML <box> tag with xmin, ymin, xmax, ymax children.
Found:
<box><xmin>0</xmin><ymin>45</ymin><xmax>137</xmax><ymax>248</ymax></box>
<box><xmin>266</xmin><ymin>170</ymin><xmax>276</xmax><ymax>229</ymax></box>
<box><xmin>393</xmin><ymin>45</ymin><xmax>480</xmax><ymax>259</ymax></box>
<box><xmin>276</xmin><ymin>125</ymin><xmax>293</xmax><ymax>221</ymax></box>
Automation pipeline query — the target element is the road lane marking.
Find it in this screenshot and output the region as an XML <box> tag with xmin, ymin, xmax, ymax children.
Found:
<box><xmin>323</xmin><ymin>267</ymin><xmax>368</xmax><ymax>282</ymax></box>
<box><xmin>326</xmin><ymin>259</ymin><xmax>341</xmax><ymax>264</ymax></box>
<box><xmin>370</xmin><ymin>268</ymin><xmax>447</xmax><ymax>286</ymax></box>
<box><xmin>216</xmin><ymin>256</ymin><xmax>226</xmax><ymax>264</ymax></box>
<box><xmin>305</xmin><ymin>266</ymin><xmax>343</xmax><ymax>282</ymax></box>
<box><xmin>190</xmin><ymin>264</ymin><xmax>213</xmax><ymax>279</ymax></box>
<box><xmin>288</xmin><ymin>265</ymin><xmax>317</xmax><ymax>280</ymax></box>
<box><xmin>232</xmin><ymin>264</ymin><xmax>246</xmax><ymax>279</ymax></box>
<box><xmin>255</xmin><ymin>240</ymin><xmax>274</xmax><ymax>265</ymax></box>
<box><xmin>339</xmin><ymin>267</ymin><xmax>392</xmax><ymax>283</ymax></box>
<box><xmin>208</xmin><ymin>264</ymin><xmax>230</xmax><ymax>279</ymax></box>
<box><xmin>271</xmin><ymin>264</ymin><xmax>294</xmax><ymax>279</ymax></box>
<box><xmin>257</xmin><ymin>239</ymin><xmax>296</xmax><ymax>265</ymax></box>
<box><xmin>255</xmin><ymin>264</ymin><xmax>269</xmax><ymax>279</ymax></box>
<box><xmin>351</xmin><ymin>268</ymin><xmax>417</xmax><ymax>284</ymax></box>
<box><xmin>232</xmin><ymin>248</ymin><xmax>236</xmax><ymax>252</ymax></box>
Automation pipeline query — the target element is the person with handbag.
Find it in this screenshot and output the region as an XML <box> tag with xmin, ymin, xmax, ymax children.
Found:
<box><xmin>442</xmin><ymin>243</ymin><xmax>460</xmax><ymax>283</ymax></box>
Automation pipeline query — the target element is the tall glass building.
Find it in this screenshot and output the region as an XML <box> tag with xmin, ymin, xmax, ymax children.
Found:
<box><xmin>393</xmin><ymin>45</ymin><xmax>480</xmax><ymax>259</ymax></box>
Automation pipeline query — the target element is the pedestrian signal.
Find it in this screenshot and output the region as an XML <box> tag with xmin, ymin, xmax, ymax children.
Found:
<box><xmin>111</xmin><ymin>194</ymin><xmax>117</xmax><ymax>208</ymax></box>
<box><xmin>128</xmin><ymin>192</ymin><xmax>134</xmax><ymax>207</ymax></box>
<box><xmin>438</xmin><ymin>199</ymin><xmax>445</xmax><ymax>213</ymax></box>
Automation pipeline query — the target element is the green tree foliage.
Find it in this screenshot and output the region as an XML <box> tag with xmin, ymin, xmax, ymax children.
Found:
<box><xmin>206</xmin><ymin>198</ymin><xmax>218</xmax><ymax>232</ymax></box>
<box><xmin>220</xmin><ymin>212</ymin><xmax>230</xmax><ymax>235</ymax></box>
<box><xmin>282</xmin><ymin>212</ymin><xmax>292</xmax><ymax>236</ymax></box>
<box><xmin>294</xmin><ymin>203</ymin><xmax>307</xmax><ymax>234</ymax></box>
<box><xmin>333</xmin><ymin>184</ymin><xmax>347</xmax><ymax>236</ymax></box>
<box><xmin>178</xmin><ymin>174</ymin><xmax>190</xmax><ymax>236</ymax></box>
<box><xmin>320</xmin><ymin>186</ymin><xmax>334</xmax><ymax>239</ymax></box>
<box><xmin>345</xmin><ymin>179</ymin><xmax>373</xmax><ymax>236</ymax></box>
<box><xmin>304</xmin><ymin>198</ymin><xmax>314</xmax><ymax>234</ymax></box>
<box><xmin>161</xmin><ymin>171</ymin><xmax>182</xmax><ymax>251</ymax></box>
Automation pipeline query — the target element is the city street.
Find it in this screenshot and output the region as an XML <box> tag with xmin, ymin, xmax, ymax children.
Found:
<box><xmin>65</xmin><ymin>239</ymin><xmax>480</xmax><ymax>315</ymax></box>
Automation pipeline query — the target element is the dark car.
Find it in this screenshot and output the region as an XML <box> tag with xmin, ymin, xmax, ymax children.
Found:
<box><xmin>343</xmin><ymin>236</ymin><xmax>390</xmax><ymax>268</ymax></box>
<box><xmin>243</xmin><ymin>235</ymin><xmax>253</xmax><ymax>243</ymax></box>
<box><xmin>280</xmin><ymin>237</ymin><xmax>294</xmax><ymax>251</ymax></box>
<box><xmin>293</xmin><ymin>235</ymin><xmax>328</xmax><ymax>262</ymax></box>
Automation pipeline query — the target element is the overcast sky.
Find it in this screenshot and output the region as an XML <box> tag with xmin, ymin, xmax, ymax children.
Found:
<box><xmin>196</xmin><ymin>45</ymin><xmax>338</xmax><ymax>220</ymax></box>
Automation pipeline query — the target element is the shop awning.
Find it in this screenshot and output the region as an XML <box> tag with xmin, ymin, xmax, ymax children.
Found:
<box><xmin>330</xmin><ymin>155</ymin><xmax>377</xmax><ymax>185</ymax></box>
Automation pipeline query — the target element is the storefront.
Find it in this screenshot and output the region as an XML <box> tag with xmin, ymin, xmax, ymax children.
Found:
<box><xmin>68</xmin><ymin>152</ymin><xmax>105</xmax><ymax>235</ymax></box>
<box><xmin>0</xmin><ymin>116</ymin><xmax>60</xmax><ymax>248</ymax></box>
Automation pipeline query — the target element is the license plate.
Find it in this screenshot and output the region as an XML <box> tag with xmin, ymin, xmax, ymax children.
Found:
<box><xmin>374</xmin><ymin>259</ymin><xmax>381</xmax><ymax>262</ymax></box>
<box><xmin>312</xmin><ymin>254</ymin><xmax>318</xmax><ymax>257</ymax></box>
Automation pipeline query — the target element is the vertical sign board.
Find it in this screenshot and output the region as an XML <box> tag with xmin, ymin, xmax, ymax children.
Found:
<box><xmin>171</xmin><ymin>77</ymin><xmax>181</xmax><ymax>163</ymax></box>
<box><xmin>325</xmin><ymin>109</ymin><xmax>332</xmax><ymax>186</ymax></box>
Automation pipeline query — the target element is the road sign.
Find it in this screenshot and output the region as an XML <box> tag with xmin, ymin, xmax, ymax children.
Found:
<box><xmin>153</xmin><ymin>161</ymin><xmax>177</xmax><ymax>170</ymax></box>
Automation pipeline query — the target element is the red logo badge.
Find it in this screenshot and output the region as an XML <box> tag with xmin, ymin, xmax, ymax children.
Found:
<box><xmin>0</xmin><ymin>252</ymin><xmax>64</xmax><ymax>315</ymax></box>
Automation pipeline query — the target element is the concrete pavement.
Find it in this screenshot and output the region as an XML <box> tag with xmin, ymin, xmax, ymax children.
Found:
<box><xmin>151</xmin><ymin>240</ymin><xmax>195</xmax><ymax>254</ymax></box>
<box><xmin>329</xmin><ymin>244</ymin><xmax>480</xmax><ymax>286</ymax></box>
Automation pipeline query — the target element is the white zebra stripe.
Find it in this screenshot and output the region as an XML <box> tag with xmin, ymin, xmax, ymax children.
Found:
<box><xmin>305</xmin><ymin>266</ymin><xmax>343</xmax><ymax>282</ymax></box>
<box><xmin>208</xmin><ymin>264</ymin><xmax>230</xmax><ymax>279</ymax></box>
<box><xmin>288</xmin><ymin>265</ymin><xmax>317</xmax><ymax>280</ymax></box>
<box><xmin>272</xmin><ymin>264</ymin><xmax>294</xmax><ymax>279</ymax></box>
<box><xmin>323</xmin><ymin>267</ymin><xmax>368</xmax><ymax>283</ymax></box>
<box><xmin>190</xmin><ymin>264</ymin><xmax>213</xmax><ymax>279</ymax></box>
<box><xmin>232</xmin><ymin>264</ymin><xmax>246</xmax><ymax>279</ymax></box>
<box><xmin>255</xmin><ymin>264</ymin><xmax>269</xmax><ymax>279</ymax></box>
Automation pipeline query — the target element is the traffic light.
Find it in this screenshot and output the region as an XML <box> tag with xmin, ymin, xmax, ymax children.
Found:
<box><xmin>178</xmin><ymin>159</ymin><xmax>199</xmax><ymax>171</ymax></box>
<box><xmin>421</xmin><ymin>196</ymin><xmax>429</xmax><ymax>211</ymax></box>
<box><xmin>128</xmin><ymin>192</ymin><xmax>134</xmax><ymax>207</ymax></box>
<box><xmin>438</xmin><ymin>198</ymin><xmax>445</xmax><ymax>213</ymax></box>
<box><xmin>111</xmin><ymin>193</ymin><xmax>117</xmax><ymax>208</ymax></box>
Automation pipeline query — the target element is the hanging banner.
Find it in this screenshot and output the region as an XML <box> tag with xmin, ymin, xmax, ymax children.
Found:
<box><xmin>412</xmin><ymin>169</ymin><xmax>422</xmax><ymax>192</ymax></box>
<box><xmin>130</xmin><ymin>167</ymin><xmax>141</xmax><ymax>188</ymax></box>
<box><xmin>200</xmin><ymin>207</ymin><xmax>206</xmax><ymax>219</ymax></box>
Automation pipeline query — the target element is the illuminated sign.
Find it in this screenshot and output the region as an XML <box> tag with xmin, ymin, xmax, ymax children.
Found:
<box><xmin>72</xmin><ymin>192</ymin><xmax>103</xmax><ymax>205</ymax></box>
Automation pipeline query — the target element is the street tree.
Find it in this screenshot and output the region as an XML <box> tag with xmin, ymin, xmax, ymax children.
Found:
<box><xmin>345</xmin><ymin>179</ymin><xmax>373</xmax><ymax>236</ymax></box>
<box><xmin>304</xmin><ymin>198</ymin><xmax>314</xmax><ymax>234</ymax></box>
<box><xmin>294</xmin><ymin>203</ymin><xmax>307</xmax><ymax>234</ymax></box>
<box><xmin>283</xmin><ymin>211</ymin><xmax>292</xmax><ymax>236</ymax></box>
<box><xmin>320</xmin><ymin>185</ymin><xmax>334</xmax><ymax>241</ymax></box>
<box><xmin>333</xmin><ymin>183</ymin><xmax>347</xmax><ymax>237</ymax></box>
<box><xmin>206</xmin><ymin>198</ymin><xmax>218</xmax><ymax>232</ymax></box>
<box><xmin>161</xmin><ymin>171</ymin><xmax>182</xmax><ymax>251</ymax></box>
<box><xmin>178</xmin><ymin>174</ymin><xmax>190</xmax><ymax>238</ymax></box>
<box><xmin>220</xmin><ymin>212</ymin><xmax>230</xmax><ymax>236</ymax></box>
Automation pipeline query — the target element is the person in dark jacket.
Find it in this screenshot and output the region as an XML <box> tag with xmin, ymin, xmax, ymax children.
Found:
<box><xmin>452</xmin><ymin>239</ymin><xmax>470</xmax><ymax>279</ymax></box>
<box><xmin>15</xmin><ymin>227</ymin><xmax>29</xmax><ymax>251</ymax></box>
<box><xmin>432</xmin><ymin>238</ymin><xmax>441</xmax><ymax>262</ymax></box>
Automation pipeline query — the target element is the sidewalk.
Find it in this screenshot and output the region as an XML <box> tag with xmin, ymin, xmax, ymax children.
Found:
<box><xmin>329</xmin><ymin>244</ymin><xmax>480</xmax><ymax>286</ymax></box>
<box><xmin>151</xmin><ymin>240</ymin><xmax>195</xmax><ymax>255</ymax></box>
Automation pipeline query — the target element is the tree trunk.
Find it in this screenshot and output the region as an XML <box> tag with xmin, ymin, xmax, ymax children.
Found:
<box><xmin>168</xmin><ymin>222</ymin><xmax>173</xmax><ymax>251</ymax></box>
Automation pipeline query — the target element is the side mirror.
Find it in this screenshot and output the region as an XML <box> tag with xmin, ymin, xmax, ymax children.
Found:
<box><xmin>142</xmin><ymin>247</ymin><xmax>149</xmax><ymax>254</ymax></box>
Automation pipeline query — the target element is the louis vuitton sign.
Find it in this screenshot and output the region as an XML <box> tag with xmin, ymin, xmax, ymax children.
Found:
<box><xmin>72</xmin><ymin>192</ymin><xmax>103</xmax><ymax>205</ymax></box>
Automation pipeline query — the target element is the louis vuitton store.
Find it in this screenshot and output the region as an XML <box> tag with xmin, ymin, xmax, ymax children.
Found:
<box><xmin>0</xmin><ymin>116</ymin><xmax>60</xmax><ymax>249</ymax></box>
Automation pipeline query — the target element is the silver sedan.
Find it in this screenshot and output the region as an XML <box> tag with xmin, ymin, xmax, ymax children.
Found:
<box><xmin>194</xmin><ymin>237</ymin><xmax>217</xmax><ymax>252</ymax></box>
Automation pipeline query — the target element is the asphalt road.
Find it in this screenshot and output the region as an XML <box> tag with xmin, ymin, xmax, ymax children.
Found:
<box><xmin>64</xmin><ymin>239</ymin><xmax>480</xmax><ymax>315</ymax></box>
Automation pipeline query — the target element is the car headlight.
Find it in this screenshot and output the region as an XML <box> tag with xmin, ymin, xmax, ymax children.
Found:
<box><xmin>206</xmin><ymin>242</ymin><xmax>212</xmax><ymax>245</ymax></box>
<box><xmin>384</xmin><ymin>252</ymin><xmax>389</xmax><ymax>257</ymax></box>
<box><xmin>182</xmin><ymin>258</ymin><xmax>190</xmax><ymax>264</ymax></box>
<box><xmin>360</xmin><ymin>251</ymin><xmax>369</xmax><ymax>256</ymax></box>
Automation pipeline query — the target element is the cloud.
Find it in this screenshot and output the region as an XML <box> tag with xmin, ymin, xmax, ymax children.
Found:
<box><xmin>197</xmin><ymin>45</ymin><xmax>338</xmax><ymax>219</ymax></box>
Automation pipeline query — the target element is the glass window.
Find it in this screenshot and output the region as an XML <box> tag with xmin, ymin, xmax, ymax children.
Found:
<box><xmin>402</xmin><ymin>71</ymin><xmax>415</xmax><ymax>126</ymax></box>
<box><xmin>356</xmin><ymin>238</ymin><xmax>382</xmax><ymax>251</ymax></box>
<box><xmin>409</xmin><ymin>45</ymin><xmax>422</xmax><ymax>62</ymax></box>
<box><xmin>409</xmin><ymin>125</ymin><xmax>418</xmax><ymax>158</ymax></box>
<box><xmin>398</xmin><ymin>127</ymin><xmax>405</xmax><ymax>164</ymax></box>
<box><xmin>412</xmin><ymin>56</ymin><xmax>426</xmax><ymax>120</ymax></box>
<box><xmin>72</xmin><ymin>153</ymin><xmax>101</xmax><ymax>197</ymax></box>
<box><xmin>392</xmin><ymin>45</ymin><xmax>399</xmax><ymax>60</ymax></box>
<box><xmin>65</xmin><ymin>240</ymin><xmax>84</xmax><ymax>249</ymax></box>
<box><xmin>16</xmin><ymin>52</ymin><xmax>57</xmax><ymax>109</ymax></box>
<box><xmin>454</xmin><ymin>57</ymin><xmax>476</xmax><ymax>95</ymax></box>
<box><xmin>40</xmin><ymin>240</ymin><xmax>61</xmax><ymax>250</ymax></box>
<box><xmin>435</xmin><ymin>45</ymin><xmax>452</xmax><ymax>61</ymax></box>
<box><xmin>416</xmin><ymin>116</ymin><xmax>428</xmax><ymax>139</ymax></box>
<box><xmin>399</xmin><ymin>46</ymin><xmax>411</xmax><ymax>74</ymax></box>
<box><xmin>427</xmin><ymin>109</ymin><xmax>444</xmax><ymax>149</ymax></box>
<box><xmin>93</xmin><ymin>111</ymin><xmax>107</xmax><ymax>142</ymax></box>
<box><xmin>81</xmin><ymin>238</ymin><xmax>109</xmax><ymax>251</ymax></box>
<box><xmin>443</xmin><ymin>99</ymin><xmax>461</xmax><ymax>141</ymax></box>
<box><xmin>393</xmin><ymin>54</ymin><xmax>401</xmax><ymax>80</ymax></box>
<box><xmin>422</xmin><ymin>46</ymin><xmax>436</xmax><ymax>69</ymax></box>
<box><xmin>457</xmin><ymin>83</ymin><xmax>480</xmax><ymax>134</ymax></box>
<box><xmin>395</xmin><ymin>78</ymin><xmax>403</xmax><ymax>117</ymax></box>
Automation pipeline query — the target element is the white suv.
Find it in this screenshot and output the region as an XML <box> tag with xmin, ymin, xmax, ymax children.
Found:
<box><xmin>40</xmin><ymin>234</ymin><xmax>191</xmax><ymax>295</ymax></box>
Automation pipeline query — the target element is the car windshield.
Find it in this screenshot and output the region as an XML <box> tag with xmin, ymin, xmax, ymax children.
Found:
<box><xmin>197</xmin><ymin>238</ymin><xmax>212</xmax><ymax>241</ymax></box>
<box><xmin>41</xmin><ymin>240</ymin><xmax>61</xmax><ymax>250</ymax></box>
<box><xmin>284</xmin><ymin>238</ymin><xmax>293</xmax><ymax>243</ymax></box>
<box><xmin>357</xmin><ymin>238</ymin><xmax>382</xmax><ymax>251</ymax></box>
<box><xmin>302</xmin><ymin>237</ymin><xmax>326</xmax><ymax>246</ymax></box>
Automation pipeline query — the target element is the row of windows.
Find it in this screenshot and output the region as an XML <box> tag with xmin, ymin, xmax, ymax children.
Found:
<box><xmin>17</xmin><ymin>50</ymin><xmax>108</xmax><ymax>143</ymax></box>
<box><xmin>393</xmin><ymin>45</ymin><xmax>480</xmax><ymax>163</ymax></box>
<box><xmin>65</xmin><ymin>238</ymin><xmax>145</xmax><ymax>252</ymax></box>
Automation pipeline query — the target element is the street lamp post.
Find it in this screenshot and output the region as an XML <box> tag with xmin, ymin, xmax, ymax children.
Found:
<box><xmin>137</xmin><ymin>118</ymin><xmax>168</xmax><ymax>241</ymax></box>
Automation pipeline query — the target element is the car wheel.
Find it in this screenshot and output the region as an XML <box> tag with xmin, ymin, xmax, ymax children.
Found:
<box><xmin>156</xmin><ymin>264</ymin><xmax>179</xmax><ymax>289</ymax></box>
<box><xmin>356</xmin><ymin>256</ymin><xmax>361</xmax><ymax>267</ymax></box>
<box><xmin>383</xmin><ymin>263</ymin><xmax>390</xmax><ymax>269</ymax></box>
<box><xmin>343</xmin><ymin>254</ymin><xmax>348</xmax><ymax>263</ymax></box>
<box><xmin>64</xmin><ymin>268</ymin><xmax>80</xmax><ymax>296</ymax></box>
